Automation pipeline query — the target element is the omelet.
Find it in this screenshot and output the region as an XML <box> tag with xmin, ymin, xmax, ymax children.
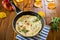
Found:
<box><xmin>16</xmin><ymin>15</ymin><xmax>42</xmax><ymax>37</ymax></box>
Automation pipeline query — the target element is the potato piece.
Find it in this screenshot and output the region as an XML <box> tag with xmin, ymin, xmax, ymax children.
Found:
<box><xmin>48</xmin><ymin>3</ymin><xmax>56</xmax><ymax>9</ymax></box>
<box><xmin>34</xmin><ymin>2</ymin><xmax>42</xmax><ymax>8</ymax></box>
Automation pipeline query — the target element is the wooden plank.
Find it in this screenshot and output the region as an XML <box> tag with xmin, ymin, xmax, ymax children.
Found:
<box><xmin>5</xmin><ymin>12</ymin><xmax>16</xmax><ymax>40</ymax></box>
<box><xmin>56</xmin><ymin>0</ymin><xmax>60</xmax><ymax>40</ymax></box>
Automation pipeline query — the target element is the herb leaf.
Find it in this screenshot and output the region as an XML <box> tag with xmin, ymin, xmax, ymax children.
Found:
<box><xmin>21</xmin><ymin>28</ymin><xmax>26</xmax><ymax>33</ymax></box>
<box><xmin>33</xmin><ymin>18</ymin><xmax>39</xmax><ymax>22</ymax></box>
<box><xmin>51</xmin><ymin>17</ymin><xmax>60</xmax><ymax>31</ymax></box>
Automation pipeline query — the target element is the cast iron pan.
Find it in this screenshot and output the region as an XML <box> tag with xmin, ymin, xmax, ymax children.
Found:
<box><xmin>11</xmin><ymin>1</ymin><xmax>44</xmax><ymax>37</ymax></box>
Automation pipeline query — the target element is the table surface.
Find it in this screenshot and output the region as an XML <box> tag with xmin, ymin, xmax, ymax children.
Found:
<box><xmin>0</xmin><ymin>0</ymin><xmax>60</xmax><ymax>40</ymax></box>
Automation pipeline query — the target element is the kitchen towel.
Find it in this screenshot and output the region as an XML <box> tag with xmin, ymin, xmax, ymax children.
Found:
<box><xmin>16</xmin><ymin>25</ymin><xmax>50</xmax><ymax>40</ymax></box>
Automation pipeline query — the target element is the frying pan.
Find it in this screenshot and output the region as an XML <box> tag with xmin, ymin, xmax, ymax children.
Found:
<box><xmin>11</xmin><ymin>1</ymin><xmax>44</xmax><ymax>37</ymax></box>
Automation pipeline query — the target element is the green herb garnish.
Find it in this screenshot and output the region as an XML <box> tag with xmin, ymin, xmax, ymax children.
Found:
<box><xmin>51</xmin><ymin>17</ymin><xmax>60</xmax><ymax>31</ymax></box>
<box><xmin>21</xmin><ymin>28</ymin><xmax>26</xmax><ymax>33</ymax></box>
<box><xmin>33</xmin><ymin>18</ymin><xmax>39</xmax><ymax>22</ymax></box>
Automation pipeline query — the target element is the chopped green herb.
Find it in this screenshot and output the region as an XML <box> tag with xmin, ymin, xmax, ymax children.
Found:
<box><xmin>21</xmin><ymin>28</ymin><xmax>26</xmax><ymax>33</ymax></box>
<box><xmin>33</xmin><ymin>18</ymin><xmax>39</xmax><ymax>22</ymax></box>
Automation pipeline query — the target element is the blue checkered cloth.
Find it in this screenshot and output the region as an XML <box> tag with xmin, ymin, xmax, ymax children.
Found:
<box><xmin>16</xmin><ymin>25</ymin><xmax>50</xmax><ymax>40</ymax></box>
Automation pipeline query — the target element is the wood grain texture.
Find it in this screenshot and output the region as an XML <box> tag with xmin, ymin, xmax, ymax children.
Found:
<box><xmin>0</xmin><ymin>0</ymin><xmax>60</xmax><ymax>40</ymax></box>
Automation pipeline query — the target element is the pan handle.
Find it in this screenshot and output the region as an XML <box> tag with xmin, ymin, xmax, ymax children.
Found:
<box><xmin>10</xmin><ymin>1</ymin><xmax>22</xmax><ymax>14</ymax></box>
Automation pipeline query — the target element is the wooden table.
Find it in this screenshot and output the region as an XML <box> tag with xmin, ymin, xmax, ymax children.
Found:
<box><xmin>0</xmin><ymin>0</ymin><xmax>60</xmax><ymax>40</ymax></box>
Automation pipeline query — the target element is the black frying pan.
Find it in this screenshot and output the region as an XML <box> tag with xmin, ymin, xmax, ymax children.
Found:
<box><xmin>11</xmin><ymin>1</ymin><xmax>44</xmax><ymax>37</ymax></box>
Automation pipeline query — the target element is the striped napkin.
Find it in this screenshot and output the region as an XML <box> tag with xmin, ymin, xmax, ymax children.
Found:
<box><xmin>16</xmin><ymin>25</ymin><xmax>50</xmax><ymax>40</ymax></box>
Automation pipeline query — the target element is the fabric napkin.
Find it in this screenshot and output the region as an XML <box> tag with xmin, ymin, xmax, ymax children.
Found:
<box><xmin>16</xmin><ymin>25</ymin><xmax>50</xmax><ymax>40</ymax></box>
